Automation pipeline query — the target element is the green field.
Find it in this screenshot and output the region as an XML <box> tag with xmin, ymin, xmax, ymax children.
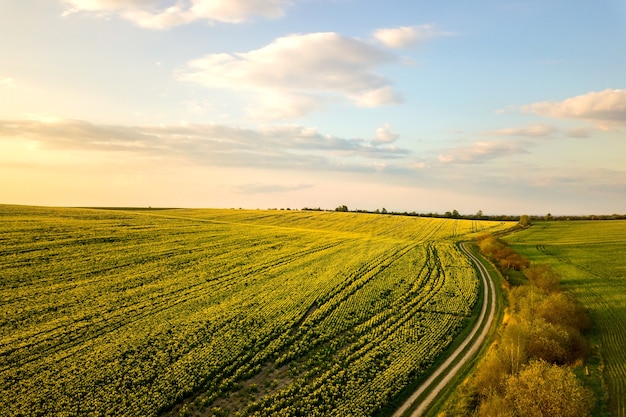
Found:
<box><xmin>0</xmin><ymin>205</ymin><xmax>512</xmax><ymax>416</ymax></box>
<box><xmin>505</xmin><ymin>221</ymin><xmax>626</xmax><ymax>417</ymax></box>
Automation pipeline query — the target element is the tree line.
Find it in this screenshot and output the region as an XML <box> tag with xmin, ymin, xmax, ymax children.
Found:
<box><xmin>299</xmin><ymin>206</ymin><xmax>626</xmax><ymax>221</ymax></box>
<box><xmin>444</xmin><ymin>235</ymin><xmax>596</xmax><ymax>416</ymax></box>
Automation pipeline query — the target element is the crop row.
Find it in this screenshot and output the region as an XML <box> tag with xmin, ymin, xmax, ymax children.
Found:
<box><xmin>0</xmin><ymin>206</ymin><xmax>513</xmax><ymax>416</ymax></box>
<box><xmin>237</xmin><ymin>243</ymin><xmax>475</xmax><ymax>416</ymax></box>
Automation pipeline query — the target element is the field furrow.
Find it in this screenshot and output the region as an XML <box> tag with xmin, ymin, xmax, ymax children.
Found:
<box><xmin>0</xmin><ymin>205</ymin><xmax>513</xmax><ymax>416</ymax></box>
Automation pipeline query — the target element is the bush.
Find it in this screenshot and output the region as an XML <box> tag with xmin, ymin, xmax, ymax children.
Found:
<box><xmin>474</xmin><ymin>348</ymin><xmax>510</xmax><ymax>397</ymax></box>
<box><xmin>476</xmin><ymin>393</ymin><xmax>515</xmax><ymax>417</ymax></box>
<box><xmin>537</xmin><ymin>292</ymin><xmax>590</xmax><ymax>333</ymax></box>
<box><xmin>524</xmin><ymin>265</ymin><xmax>560</xmax><ymax>293</ymax></box>
<box><xmin>504</xmin><ymin>360</ymin><xmax>594</xmax><ymax>417</ymax></box>
<box><xmin>525</xmin><ymin>319</ymin><xmax>570</xmax><ymax>364</ymax></box>
<box><xmin>469</xmin><ymin>235</ymin><xmax>594</xmax><ymax>416</ymax></box>
<box><xmin>477</xmin><ymin>236</ymin><xmax>529</xmax><ymax>271</ymax></box>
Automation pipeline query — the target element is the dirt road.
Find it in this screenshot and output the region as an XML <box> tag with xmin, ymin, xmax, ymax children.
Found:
<box><xmin>392</xmin><ymin>242</ymin><xmax>496</xmax><ymax>417</ymax></box>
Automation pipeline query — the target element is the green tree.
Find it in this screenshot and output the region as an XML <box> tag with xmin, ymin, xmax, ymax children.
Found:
<box><xmin>335</xmin><ymin>205</ymin><xmax>349</xmax><ymax>212</ymax></box>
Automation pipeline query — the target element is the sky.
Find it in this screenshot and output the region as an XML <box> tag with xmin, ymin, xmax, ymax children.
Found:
<box><xmin>1</xmin><ymin>0</ymin><xmax>625</xmax><ymax>215</ymax></box>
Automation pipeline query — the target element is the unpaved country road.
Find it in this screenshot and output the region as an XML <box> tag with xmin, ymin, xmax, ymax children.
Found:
<box><xmin>392</xmin><ymin>242</ymin><xmax>497</xmax><ymax>417</ymax></box>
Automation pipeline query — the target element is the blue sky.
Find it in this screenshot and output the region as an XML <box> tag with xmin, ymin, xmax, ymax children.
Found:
<box><xmin>1</xmin><ymin>0</ymin><xmax>625</xmax><ymax>214</ymax></box>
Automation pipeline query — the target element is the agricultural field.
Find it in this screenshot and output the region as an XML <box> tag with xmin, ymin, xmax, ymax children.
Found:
<box><xmin>0</xmin><ymin>205</ymin><xmax>513</xmax><ymax>416</ymax></box>
<box><xmin>505</xmin><ymin>221</ymin><xmax>626</xmax><ymax>417</ymax></box>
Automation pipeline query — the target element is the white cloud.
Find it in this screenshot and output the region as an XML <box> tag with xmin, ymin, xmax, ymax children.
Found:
<box><xmin>438</xmin><ymin>141</ymin><xmax>528</xmax><ymax>164</ymax></box>
<box><xmin>190</xmin><ymin>0</ymin><xmax>289</xmax><ymax>23</ymax></box>
<box><xmin>61</xmin><ymin>0</ymin><xmax>292</xmax><ymax>28</ymax></box>
<box><xmin>354</xmin><ymin>87</ymin><xmax>402</xmax><ymax>108</ymax></box>
<box><xmin>373</xmin><ymin>25</ymin><xmax>450</xmax><ymax>49</ymax></box>
<box><xmin>488</xmin><ymin>124</ymin><xmax>557</xmax><ymax>138</ymax></box>
<box><xmin>373</xmin><ymin>123</ymin><xmax>399</xmax><ymax>145</ymax></box>
<box><xmin>62</xmin><ymin>0</ymin><xmax>151</xmax><ymax>13</ymax></box>
<box><xmin>121</xmin><ymin>7</ymin><xmax>195</xmax><ymax>29</ymax></box>
<box><xmin>177</xmin><ymin>32</ymin><xmax>402</xmax><ymax>119</ymax></box>
<box><xmin>245</xmin><ymin>91</ymin><xmax>327</xmax><ymax>120</ymax></box>
<box><xmin>522</xmin><ymin>88</ymin><xmax>626</xmax><ymax>129</ymax></box>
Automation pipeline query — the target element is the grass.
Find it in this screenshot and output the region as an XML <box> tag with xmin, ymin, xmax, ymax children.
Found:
<box><xmin>505</xmin><ymin>220</ymin><xmax>626</xmax><ymax>417</ymax></box>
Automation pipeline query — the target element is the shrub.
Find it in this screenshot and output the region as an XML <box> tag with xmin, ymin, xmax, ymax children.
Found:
<box><xmin>504</xmin><ymin>360</ymin><xmax>594</xmax><ymax>417</ymax></box>
<box><xmin>524</xmin><ymin>265</ymin><xmax>560</xmax><ymax>293</ymax></box>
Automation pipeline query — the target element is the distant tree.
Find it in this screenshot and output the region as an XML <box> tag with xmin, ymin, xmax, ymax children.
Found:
<box><xmin>381</xmin><ymin>207</ymin><xmax>388</xmax><ymax>214</ymax></box>
<box><xmin>476</xmin><ymin>209</ymin><xmax>484</xmax><ymax>219</ymax></box>
<box><xmin>452</xmin><ymin>209</ymin><xmax>461</xmax><ymax>218</ymax></box>
<box><xmin>498</xmin><ymin>252</ymin><xmax>529</xmax><ymax>271</ymax></box>
<box><xmin>478</xmin><ymin>235</ymin><xmax>529</xmax><ymax>271</ymax></box>
<box><xmin>519</xmin><ymin>215</ymin><xmax>532</xmax><ymax>227</ymax></box>
<box><xmin>444</xmin><ymin>211</ymin><xmax>452</xmax><ymax>218</ymax></box>
<box><xmin>335</xmin><ymin>205</ymin><xmax>349</xmax><ymax>212</ymax></box>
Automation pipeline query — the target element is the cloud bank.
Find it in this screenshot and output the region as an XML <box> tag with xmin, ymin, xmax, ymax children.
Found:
<box><xmin>523</xmin><ymin>88</ymin><xmax>626</xmax><ymax>129</ymax></box>
<box><xmin>177</xmin><ymin>32</ymin><xmax>402</xmax><ymax>119</ymax></box>
<box><xmin>488</xmin><ymin>124</ymin><xmax>557</xmax><ymax>138</ymax></box>
<box><xmin>3</xmin><ymin>116</ymin><xmax>623</xmax><ymax>214</ymax></box>
<box><xmin>438</xmin><ymin>140</ymin><xmax>529</xmax><ymax>164</ymax></box>
<box><xmin>0</xmin><ymin>118</ymin><xmax>410</xmax><ymax>172</ymax></box>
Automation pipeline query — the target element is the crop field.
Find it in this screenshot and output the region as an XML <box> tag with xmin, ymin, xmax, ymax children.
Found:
<box><xmin>0</xmin><ymin>205</ymin><xmax>513</xmax><ymax>417</ymax></box>
<box><xmin>505</xmin><ymin>221</ymin><xmax>626</xmax><ymax>417</ymax></box>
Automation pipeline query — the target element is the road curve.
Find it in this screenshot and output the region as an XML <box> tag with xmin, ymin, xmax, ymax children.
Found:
<box><xmin>392</xmin><ymin>242</ymin><xmax>497</xmax><ymax>417</ymax></box>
